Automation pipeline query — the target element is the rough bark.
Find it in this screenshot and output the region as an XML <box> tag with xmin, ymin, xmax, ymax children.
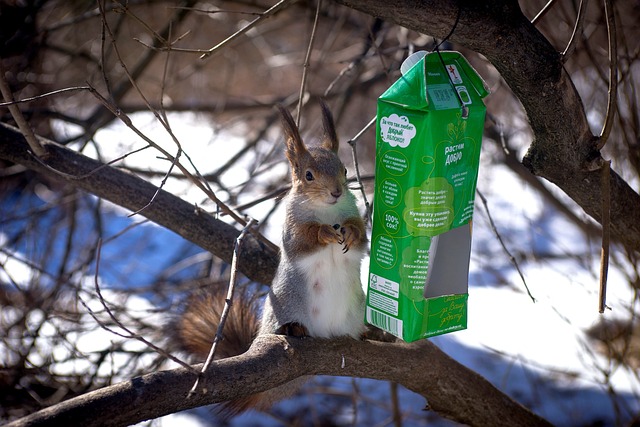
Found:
<box><xmin>0</xmin><ymin>122</ymin><xmax>279</xmax><ymax>285</ymax></box>
<box><xmin>4</xmin><ymin>335</ymin><xmax>551</xmax><ymax>427</ymax></box>
<box><xmin>334</xmin><ymin>0</ymin><xmax>640</xmax><ymax>251</ymax></box>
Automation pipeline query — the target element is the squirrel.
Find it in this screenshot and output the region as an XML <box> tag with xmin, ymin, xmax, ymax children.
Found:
<box><xmin>175</xmin><ymin>100</ymin><xmax>369</xmax><ymax>417</ymax></box>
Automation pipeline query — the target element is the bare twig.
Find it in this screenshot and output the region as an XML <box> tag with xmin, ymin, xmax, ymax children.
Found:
<box><xmin>0</xmin><ymin>62</ymin><xmax>48</xmax><ymax>158</ymax></box>
<box><xmin>95</xmin><ymin>3</ymin><xmax>271</xmax><ymax>242</ymax></box>
<box><xmin>88</xmin><ymin>83</ymin><xmax>277</xmax><ymax>254</ymax></box>
<box><xmin>97</xmin><ymin>0</ymin><xmax>112</xmax><ymax>103</ymax></box>
<box><xmin>347</xmin><ymin>116</ymin><xmax>376</xmax><ymax>226</ymax></box>
<box><xmin>324</xmin><ymin>17</ymin><xmax>384</xmax><ymax>98</ymax></box>
<box><xmin>127</xmin><ymin>150</ymin><xmax>182</xmax><ymax>218</ymax></box>
<box><xmin>0</xmin><ymin>86</ymin><xmax>91</xmax><ymax>107</ymax></box>
<box><xmin>128</xmin><ymin>25</ymin><xmax>189</xmax><ymax>217</ymax></box>
<box><xmin>477</xmin><ymin>189</ymin><xmax>536</xmax><ymax>303</ymax></box>
<box><xmin>188</xmin><ymin>218</ymin><xmax>258</xmax><ymax>397</ymax></box>
<box><xmin>231</xmin><ymin>185</ymin><xmax>290</xmax><ymax>213</ymax></box>
<box><xmin>390</xmin><ymin>382</ymin><xmax>402</xmax><ymax>427</ymax></box>
<box><xmin>86</xmin><ymin>86</ymin><xmax>236</xmax><ymax>223</ymax></box>
<box><xmin>296</xmin><ymin>0</ymin><xmax>322</xmax><ymax>126</ymax></box>
<box><xmin>86</xmin><ymin>239</ymin><xmax>197</xmax><ymax>373</ymax></box>
<box><xmin>97</xmin><ymin>6</ymin><xmax>240</xmax><ymax>223</ymax></box>
<box><xmin>98</xmin><ymin>0</ymin><xmax>178</xmax><ymax>157</ymax></box>
<box><xmin>113</xmin><ymin>1</ymin><xmax>166</xmax><ymax>45</ymax></box>
<box><xmin>171</xmin><ymin>5</ymin><xmax>264</xmax><ymax>16</ymax></box>
<box><xmin>599</xmin><ymin>160</ymin><xmax>611</xmax><ymax>313</ymax></box>
<box><xmin>97</xmin><ymin>1</ymin><xmax>180</xmax><ymax>141</ymax></box>
<box><xmin>211</xmin><ymin>113</ymin><xmax>278</xmax><ymax>179</ymax></box>
<box><xmin>102</xmin><ymin>219</ymin><xmax>151</xmax><ymax>246</ymax></box>
<box><xmin>133</xmin><ymin>30</ymin><xmax>192</xmax><ymax>52</ymax></box>
<box><xmin>81</xmin><ymin>0</ymin><xmax>195</xmax><ymax>143</ymax></box>
<box><xmin>484</xmin><ymin>116</ymin><xmax>601</xmax><ymax>238</ymax></box>
<box><xmin>199</xmin><ymin>0</ymin><xmax>294</xmax><ymax>59</ymax></box>
<box><xmin>597</xmin><ymin>0</ymin><xmax>618</xmax><ymax>149</ymax></box>
<box><xmin>562</xmin><ymin>0</ymin><xmax>589</xmax><ymax>61</ymax></box>
<box><xmin>531</xmin><ymin>0</ymin><xmax>560</xmax><ymax>24</ymax></box>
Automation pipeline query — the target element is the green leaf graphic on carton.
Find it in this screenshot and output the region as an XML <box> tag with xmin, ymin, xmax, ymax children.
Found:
<box><xmin>447</xmin><ymin>115</ymin><xmax>467</xmax><ymax>139</ymax></box>
<box><xmin>402</xmin><ymin>177</ymin><xmax>454</xmax><ymax>236</ymax></box>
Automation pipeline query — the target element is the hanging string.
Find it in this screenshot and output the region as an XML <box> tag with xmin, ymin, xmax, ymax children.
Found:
<box><xmin>432</xmin><ymin>4</ymin><xmax>462</xmax><ymax>52</ymax></box>
<box><xmin>432</xmin><ymin>4</ymin><xmax>468</xmax><ymax>118</ymax></box>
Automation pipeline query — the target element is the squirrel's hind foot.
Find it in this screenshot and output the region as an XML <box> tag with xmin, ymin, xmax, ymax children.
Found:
<box><xmin>275</xmin><ymin>322</ymin><xmax>309</xmax><ymax>338</ymax></box>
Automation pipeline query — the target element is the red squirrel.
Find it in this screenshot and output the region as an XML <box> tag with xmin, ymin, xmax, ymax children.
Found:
<box><xmin>176</xmin><ymin>101</ymin><xmax>368</xmax><ymax>416</ymax></box>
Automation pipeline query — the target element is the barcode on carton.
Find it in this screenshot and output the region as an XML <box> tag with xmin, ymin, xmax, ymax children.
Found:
<box><xmin>428</xmin><ymin>83</ymin><xmax>459</xmax><ymax>110</ymax></box>
<box><xmin>367</xmin><ymin>307</ymin><xmax>403</xmax><ymax>339</ymax></box>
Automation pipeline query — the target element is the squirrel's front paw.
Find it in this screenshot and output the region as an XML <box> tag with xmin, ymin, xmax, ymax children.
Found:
<box><xmin>317</xmin><ymin>223</ymin><xmax>343</xmax><ymax>245</ymax></box>
<box><xmin>340</xmin><ymin>222</ymin><xmax>363</xmax><ymax>253</ymax></box>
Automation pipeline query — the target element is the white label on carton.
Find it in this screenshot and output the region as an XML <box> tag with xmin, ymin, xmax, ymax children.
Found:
<box><xmin>369</xmin><ymin>273</ymin><xmax>400</xmax><ymax>298</ymax></box>
<box><xmin>446</xmin><ymin>64</ymin><xmax>463</xmax><ymax>84</ymax></box>
<box><xmin>380</xmin><ymin>114</ymin><xmax>416</xmax><ymax>148</ymax></box>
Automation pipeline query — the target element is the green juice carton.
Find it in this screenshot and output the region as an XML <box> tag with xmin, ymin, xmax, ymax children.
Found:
<box><xmin>366</xmin><ymin>51</ymin><xmax>489</xmax><ymax>342</ymax></box>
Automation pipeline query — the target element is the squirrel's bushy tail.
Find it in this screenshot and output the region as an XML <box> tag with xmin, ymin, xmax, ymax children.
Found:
<box><xmin>176</xmin><ymin>287</ymin><xmax>259</xmax><ymax>360</ymax></box>
<box><xmin>175</xmin><ymin>287</ymin><xmax>302</xmax><ymax>418</ymax></box>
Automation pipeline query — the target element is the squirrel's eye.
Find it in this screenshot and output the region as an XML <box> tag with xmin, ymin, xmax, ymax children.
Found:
<box><xmin>305</xmin><ymin>170</ymin><xmax>314</xmax><ymax>181</ymax></box>
<box><xmin>344</xmin><ymin>167</ymin><xmax>347</xmax><ymax>176</ymax></box>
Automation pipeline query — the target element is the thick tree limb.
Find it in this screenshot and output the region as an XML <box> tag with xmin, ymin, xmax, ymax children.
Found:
<box><xmin>5</xmin><ymin>335</ymin><xmax>552</xmax><ymax>427</ymax></box>
<box><xmin>334</xmin><ymin>0</ymin><xmax>640</xmax><ymax>251</ymax></box>
<box><xmin>0</xmin><ymin>122</ymin><xmax>279</xmax><ymax>284</ymax></box>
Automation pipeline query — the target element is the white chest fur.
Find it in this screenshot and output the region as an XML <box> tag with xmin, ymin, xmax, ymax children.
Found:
<box><xmin>294</xmin><ymin>242</ymin><xmax>365</xmax><ymax>338</ymax></box>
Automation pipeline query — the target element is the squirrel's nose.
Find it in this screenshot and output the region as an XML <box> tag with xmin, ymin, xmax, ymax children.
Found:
<box><xmin>331</xmin><ymin>188</ymin><xmax>342</xmax><ymax>199</ymax></box>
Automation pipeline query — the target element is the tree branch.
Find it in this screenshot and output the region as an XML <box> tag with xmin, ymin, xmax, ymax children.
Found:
<box><xmin>5</xmin><ymin>336</ymin><xmax>551</xmax><ymax>427</ymax></box>
<box><xmin>0</xmin><ymin>122</ymin><xmax>279</xmax><ymax>285</ymax></box>
<box><xmin>0</xmin><ymin>62</ymin><xmax>48</xmax><ymax>159</ymax></box>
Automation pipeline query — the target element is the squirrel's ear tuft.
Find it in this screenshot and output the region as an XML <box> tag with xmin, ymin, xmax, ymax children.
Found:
<box><xmin>319</xmin><ymin>99</ymin><xmax>339</xmax><ymax>153</ymax></box>
<box><xmin>276</xmin><ymin>104</ymin><xmax>307</xmax><ymax>169</ymax></box>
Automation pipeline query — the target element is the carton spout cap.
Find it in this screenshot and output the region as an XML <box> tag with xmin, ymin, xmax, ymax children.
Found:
<box><xmin>400</xmin><ymin>51</ymin><xmax>427</xmax><ymax>76</ymax></box>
